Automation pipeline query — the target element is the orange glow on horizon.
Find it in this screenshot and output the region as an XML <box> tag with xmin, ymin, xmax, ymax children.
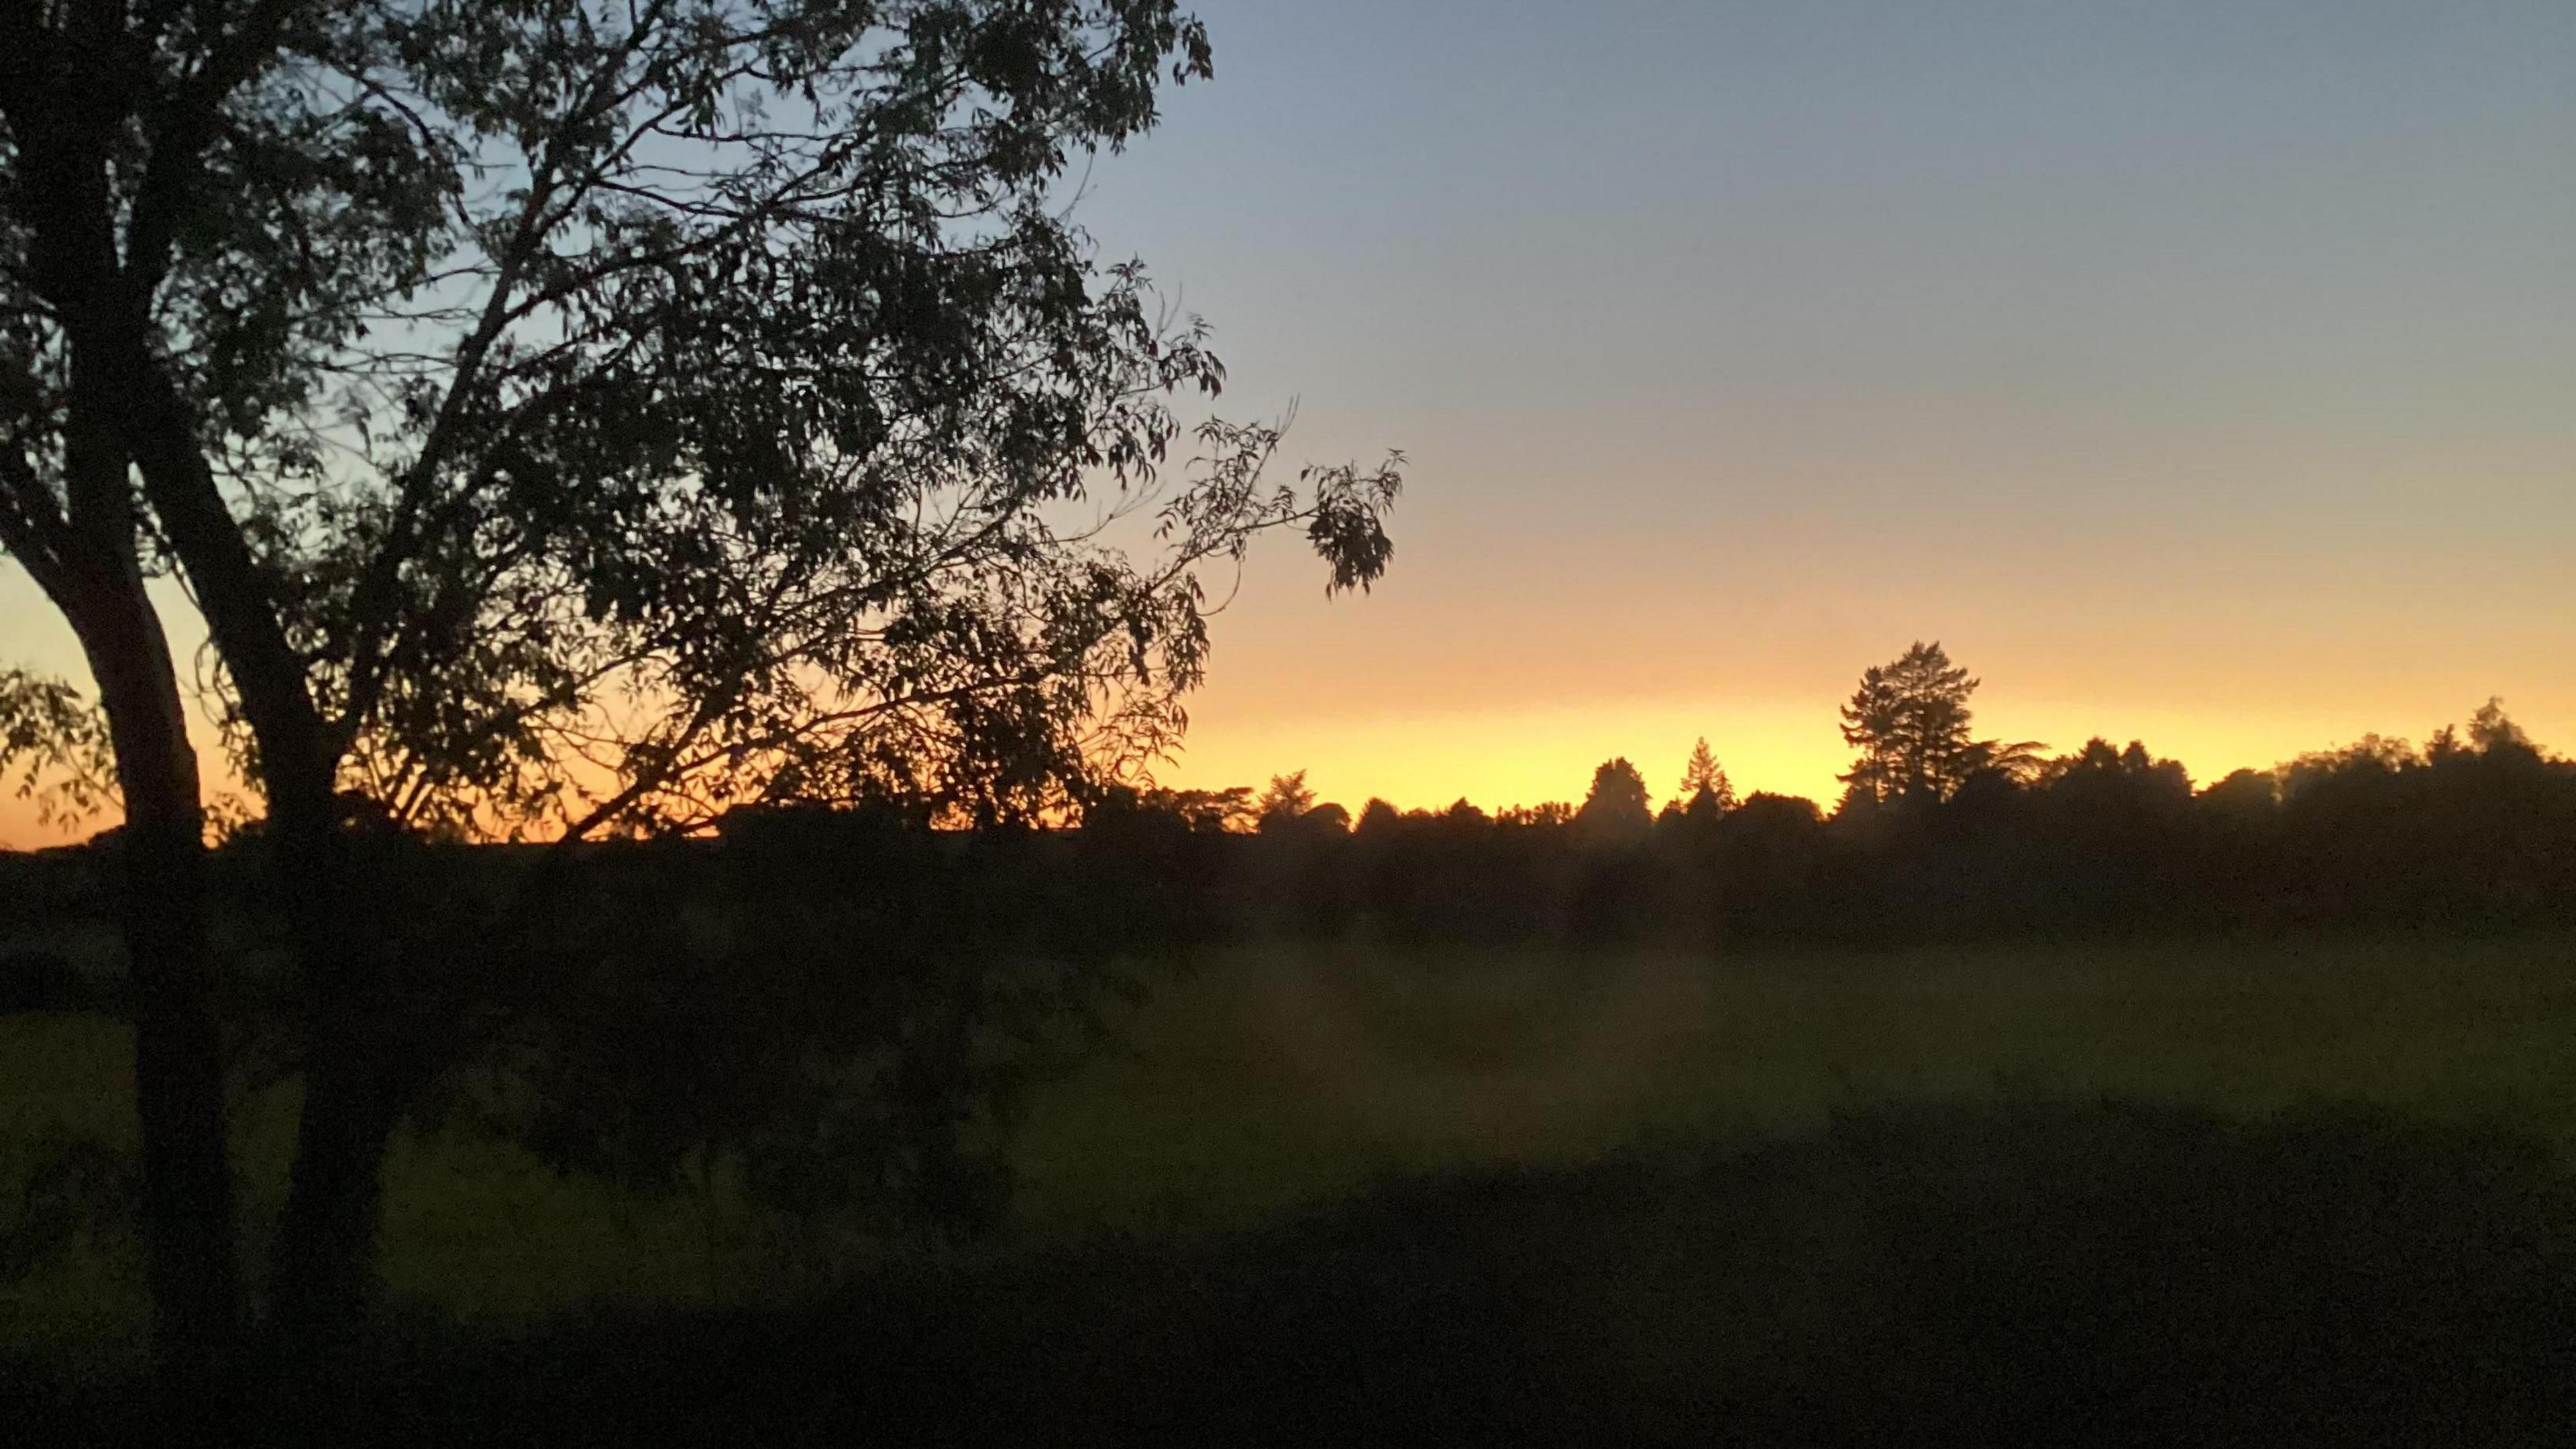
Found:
<box><xmin>1150</xmin><ymin>690</ymin><xmax>2576</xmax><ymax>819</ymax></box>
<box><xmin>5</xmin><ymin>667</ymin><xmax>2573</xmax><ymax>851</ymax></box>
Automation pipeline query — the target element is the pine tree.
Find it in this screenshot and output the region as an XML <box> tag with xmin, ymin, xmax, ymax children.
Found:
<box><xmin>1677</xmin><ymin>737</ymin><xmax>1737</xmax><ymax>814</ymax></box>
<box><xmin>1839</xmin><ymin>641</ymin><xmax>1981</xmax><ymax>804</ymax></box>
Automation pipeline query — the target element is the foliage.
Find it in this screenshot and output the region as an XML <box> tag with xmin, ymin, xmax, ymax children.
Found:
<box><xmin>1573</xmin><ymin>757</ymin><xmax>1651</xmax><ymax>839</ymax></box>
<box><xmin>1255</xmin><ymin>770</ymin><xmax>1316</xmax><ymax>830</ymax></box>
<box><xmin>1112</xmin><ymin>782</ymin><xmax>1254</xmax><ymax>833</ymax></box>
<box><xmin>1837</xmin><ymin>641</ymin><xmax>1981</xmax><ymax>804</ymax></box>
<box><xmin>1666</xmin><ymin>736</ymin><xmax>1734</xmax><ymax>820</ymax></box>
<box><xmin>0</xmin><ymin>0</ymin><xmax>1400</xmax><ymax>845</ymax></box>
<box><xmin>0</xmin><ymin>671</ymin><xmax>117</xmax><ymax>830</ymax></box>
<box><xmin>1837</xmin><ymin>642</ymin><xmax>2054</xmax><ymax>805</ymax></box>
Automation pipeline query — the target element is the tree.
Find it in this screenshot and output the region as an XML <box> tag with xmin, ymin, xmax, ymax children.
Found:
<box><xmin>1959</xmin><ymin>736</ymin><xmax>2053</xmax><ymax>788</ymax></box>
<box><xmin>2468</xmin><ymin>696</ymin><xmax>2537</xmax><ymax>761</ymax></box>
<box><xmin>1575</xmin><ymin>757</ymin><xmax>1652</xmax><ymax>839</ymax></box>
<box><xmin>1257</xmin><ymin>769</ymin><xmax>1318</xmax><ymax>830</ymax></box>
<box><xmin>2200</xmin><ymin>767</ymin><xmax>2280</xmax><ymax>824</ymax></box>
<box><xmin>2037</xmin><ymin>737</ymin><xmax>2191</xmax><ymax>816</ymax></box>
<box><xmin>1442</xmin><ymin>796</ymin><xmax>1490</xmax><ymax>827</ymax></box>
<box><xmin>1838</xmin><ymin>641</ymin><xmax>2000</xmax><ymax>804</ymax></box>
<box><xmin>0</xmin><ymin>656</ymin><xmax>234</xmax><ymax>1404</ymax></box>
<box><xmin>0</xmin><ymin>3</ymin><xmax>250</xmax><ymax>1377</ymax></box>
<box><xmin>1675</xmin><ymin>737</ymin><xmax>1735</xmax><ymax>816</ymax></box>
<box><xmin>1152</xmin><ymin>785</ymin><xmax>1260</xmax><ymax>834</ymax></box>
<box><xmin>0</xmin><ymin>0</ymin><xmax>1397</xmax><ymax>1367</ymax></box>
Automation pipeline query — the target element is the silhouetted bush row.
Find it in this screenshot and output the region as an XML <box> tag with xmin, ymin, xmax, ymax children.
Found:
<box><xmin>711</xmin><ymin>728</ymin><xmax>2576</xmax><ymax>950</ymax></box>
<box><xmin>7</xmin><ymin>725</ymin><xmax>2568</xmax><ymax>969</ymax></box>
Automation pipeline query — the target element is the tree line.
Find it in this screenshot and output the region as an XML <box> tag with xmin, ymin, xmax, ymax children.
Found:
<box><xmin>1042</xmin><ymin>641</ymin><xmax>2576</xmax><ymax>945</ymax></box>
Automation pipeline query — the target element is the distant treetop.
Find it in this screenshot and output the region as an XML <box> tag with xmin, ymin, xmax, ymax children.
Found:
<box><xmin>1576</xmin><ymin>757</ymin><xmax>1654</xmax><ymax>839</ymax></box>
<box><xmin>1674</xmin><ymin>737</ymin><xmax>1737</xmax><ymax>818</ymax></box>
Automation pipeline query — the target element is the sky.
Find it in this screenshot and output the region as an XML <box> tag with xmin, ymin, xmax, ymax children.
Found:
<box><xmin>2</xmin><ymin>0</ymin><xmax>2571</xmax><ymax>841</ymax></box>
<box><xmin>1072</xmin><ymin>0</ymin><xmax>2576</xmax><ymax>812</ymax></box>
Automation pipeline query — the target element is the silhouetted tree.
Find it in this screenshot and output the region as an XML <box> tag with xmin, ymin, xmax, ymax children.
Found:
<box><xmin>1839</xmin><ymin>642</ymin><xmax>1984</xmax><ymax>805</ymax></box>
<box><xmin>1137</xmin><ymin>786</ymin><xmax>1259</xmax><ymax>834</ymax></box>
<box><xmin>1710</xmin><ymin>792</ymin><xmax>1829</xmax><ymax>940</ymax></box>
<box><xmin>2472</xmin><ymin>698</ymin><xmax>2532</xmax><ymax>753</ymax></box>
<box><xmin>1576</xmin><ymin>758</ymin><xmax>1654</xmax><ymax>839</ymax></box>
<box><xmin>1676</xmin><ymin>737</ymin><xmax>1736</xmax><ymax>814</ymax></box>
<box><xmin>1958</xmin><ymin>736</ymin><xmax>2054</xmax><ymax>789</ymax></box>
<box><xmin>0</xmin><ymin>0</ymin><xmax>1400</xmax><ymax>1364</ymax></box>
<box><xmin>2202</xmin><ymin>768</ymin><xmax>2279</xmax><ymax>818</ymax></box>
<box><xmin>1258</xmin><ymin>771</ymin><xmax>1320</xmax><ymax>831</ymax></box>
<box><xmin>2434</xmin><ymin>696</ymin><xmax>2540</xmax><ymax>766</ymax></box>
<box><xmin>2039</xmin><ymin>739</ymin><xmax>2189</xmax><ymax>799</ymax></box>
<box><xmin>2282</xmin><ymin>735</ymin><xmax>2418</xmax><ymax>802</ymax></box>
<box><xmin>0</xmin><ymin>653</ymin><xmax>234</xmax><ymax>1396</ymax></box>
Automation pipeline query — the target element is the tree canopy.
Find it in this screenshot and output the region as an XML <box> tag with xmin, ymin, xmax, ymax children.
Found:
<box><xmin>1</xmin><ymin>0</ymin><xmax>1401</xmax><ymax>844</ymax></box>
<box><xmin>1839</xmin><ymin>642</ymin><xmax>1978</xmax><ymax>804</ymax></box>
<box><xmin>1837</xmin><ymin>641</ymin><xmax>2043</xmax><ymax>806</ymax></box>
<box><xmin>1256</xmin><ymin>769</ymin><xmax>1317</xmax><ymax>829</ymax></box>
<box><xmin>1575</xmin><ymin>756</ymin><xmax>1652</xmax><ymax>838</ymax></box>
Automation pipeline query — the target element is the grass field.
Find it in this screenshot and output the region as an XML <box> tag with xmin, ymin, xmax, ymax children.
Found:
<box><xmin>6</xmin><ymin>932</ymin><xmax>2575</xmax><ymax>1352</ymax></box>
<box><xmin>1014</xmin><ymin>932</ymin><xmax>2576</xmax><ymax>1228</ymax></box>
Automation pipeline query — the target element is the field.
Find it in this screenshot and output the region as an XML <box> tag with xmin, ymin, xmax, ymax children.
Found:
<box><xmin>6</xmin><ymin>930</ymin><xmax>2574</xmax><ymax>1356</ymax></box>
<box><xmin>1016</xmin><ymin>932</ymin><xmax>2576</xmax><ymax>1229</ymax></box>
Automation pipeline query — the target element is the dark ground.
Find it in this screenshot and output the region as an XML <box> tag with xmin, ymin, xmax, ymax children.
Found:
<box><xmin>12</xmin><ymin>1097</ymin><xmax>2571</xmax><ymax>1446</ymax></box>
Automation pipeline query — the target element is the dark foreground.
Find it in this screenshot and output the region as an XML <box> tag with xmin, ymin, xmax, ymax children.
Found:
<box><xmin>11</xmin><ymin>1098</ymin><xmax>2573</xmax><ymax>1446</ymax></box>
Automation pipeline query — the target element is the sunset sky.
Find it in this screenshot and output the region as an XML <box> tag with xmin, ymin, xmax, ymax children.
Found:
<box><xmin>1</xmin><ymin>0</ymin><xmax>2570</xmax><ymax>841</ymax></box>
<box><xmin>1089</xmin><ymin>0</ymin><xmax>2576</xmax><ymax>812</ymax></box>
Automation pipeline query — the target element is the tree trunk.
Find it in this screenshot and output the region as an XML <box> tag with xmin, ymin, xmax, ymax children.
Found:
<box><xmin>115</xmin><ymin>753</ymin><xmax>239</xmax><ymax>1417</ymax></box>
<box><xmin>268</xmin><ymin>997</ymin><xmax>405</xmax><ymax>1349</ymax></box>
<box><xmin>40</xmin><ymin>322</ymin><xmax>242</xmax><ymax>1413</ymax></box>
<box><xmin>68</xmin><ymin>572</ymin><xmax>239</xmax><ymax>1416</ymax></box>
<box><xmin>113</xmin><ymin>327</ymin><xmax>413</xmax><ymax>1358</ymax></box>
<box><xmin>263</xmin><ymin>780</ymin><xmax>410</xmax><ymax>1370</ymax></box>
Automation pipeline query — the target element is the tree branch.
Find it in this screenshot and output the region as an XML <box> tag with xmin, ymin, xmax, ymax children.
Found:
<box><xmin>127</xmin><ymin>0</ymin><xmax>311</xmax><ymax>291</ymax></box>
<box><xmin>0</xmin><ymin>437</ymin><xmax>79</xmax><ymax>610</ymax></box>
